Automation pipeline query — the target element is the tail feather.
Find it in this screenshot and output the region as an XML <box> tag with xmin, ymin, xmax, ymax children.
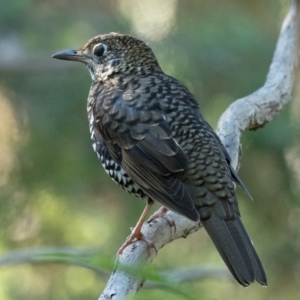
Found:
<box><xmin>235</xmin><ymin>218</ymin><xmax>267</xmax><ymax>285</ymax></box>
<box><xmin>202</xmin><ymin>213</ymin><xmax>267</xmax><ymax>286</ymax></box>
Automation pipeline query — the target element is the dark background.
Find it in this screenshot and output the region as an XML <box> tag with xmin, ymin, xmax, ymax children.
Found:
<box><xmin>0</xmin><ymin>0</ymin><xmax>300</xmax><ymax>299</ymax></box>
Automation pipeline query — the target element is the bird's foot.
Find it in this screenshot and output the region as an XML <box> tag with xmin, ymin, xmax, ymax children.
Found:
<box><xmin>149</xmin><ymin>207</ymin><xmax>176</xmax><ymax>233</ymax></box>
<box><xmin>117</xmin><ymin>226</ymin><xmax>157</xmax><ymax>255</ymax></box>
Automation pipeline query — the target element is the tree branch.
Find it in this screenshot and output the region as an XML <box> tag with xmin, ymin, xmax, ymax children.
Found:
<box><xmin>216</xmin><ymin>0</ymin><xmax>300</xmax><ymax>169</ymax></box>
<box><xmin>99</xmin><ymin>1</ymin><xmax>300</xmax><ymax>299</ymax></box>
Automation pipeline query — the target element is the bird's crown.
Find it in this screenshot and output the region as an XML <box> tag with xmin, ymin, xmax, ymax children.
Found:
<box><xmin>53</xmin><ymin>33</ymin><xmax>161</xmax><ymax>81</ymax></box>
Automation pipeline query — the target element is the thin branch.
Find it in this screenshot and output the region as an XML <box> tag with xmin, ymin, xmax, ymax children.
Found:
<box><xmin>99</xmin><ymin>1</ymin><xmax>300</xmax><ymax>299</ymax></box>
<box><xmin>0</xmin><ymin>247</ymin><xmax>228</xmax><ymax>290</ymax></box>
<box><xmin>216</xmin><ymin>0</ymin><xmax>300</xmax><ymax>169</ymax></box>
<box><xmin>144</xmin><ymin>264</ymin><xmax>230</xmax><ymax>289</ymax></box>
<box><xmin>0</xmin><ymin>246</ymin><xmax>110</xmax><ymax>276</ymax></box>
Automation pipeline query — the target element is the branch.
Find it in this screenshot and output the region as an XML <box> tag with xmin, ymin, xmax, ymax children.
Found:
<box><xmin>216</xmin><ymin>0</ymin><xmax>300</xmax><ymax>169</ymax></box>
<box><xmin>0</xmin><ymin>246</ymin><xmax>228</xmax><ymax>290</ymax></box>
<box><xmin>99</xmin><ymin>1</ymin><xmax>300</xmax><ymax>299</ymax></box>
<box><xmin>99</xmin><ymin>213</ymin><xmax>201</xmax><ymax>300</ymax></box>
<box><xmin>0</xmin><ymin>246</ymin><xmax>109</xmax><ymax>276</ymax></box>
<box><xmin>144</xmin><ymin>264</ymin><xmax>230</xmax><ymax>289</ymax></box>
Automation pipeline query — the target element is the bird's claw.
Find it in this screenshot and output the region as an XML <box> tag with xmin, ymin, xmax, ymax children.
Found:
<box><xmin>117</xmin><ymin>227</ymin><xmax>157</xmax><ymax>255</ymax></box>
<box><xmin>149</xmin><ymin>207</ymin><xmax>177</xmax><ymax>233</ymax></box>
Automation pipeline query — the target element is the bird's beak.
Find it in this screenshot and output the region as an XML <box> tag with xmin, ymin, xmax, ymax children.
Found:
<box><xmin>52</xmin><ymin>49</ymin><xmax>88</xmax><ymax>63</ymax></box>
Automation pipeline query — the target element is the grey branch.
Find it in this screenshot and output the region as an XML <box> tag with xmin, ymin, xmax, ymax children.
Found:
<box><xmin>99</xmin><ymin>1</ymin><xmax>300</xmax><ymax>299</ymax></box>
<box><xmin>216</xmin><ymin>0</ymin><xmax>300</xmax><ymax>169</ymax></box>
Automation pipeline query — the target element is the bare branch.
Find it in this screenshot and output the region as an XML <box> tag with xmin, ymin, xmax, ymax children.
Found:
<box><xmin>99</xmin><ymin>212</ymin><xmax>201</xmax><ymax>300</ymax></box>
<box><xmin>99</xmin><ymin>1</ymin><xmax>299</xmax><ymax>299</ymax></box>
<box><xmin>216</xmin><ymin>0</ymin><xmax>300</xmax><ymax>169</ymax></box>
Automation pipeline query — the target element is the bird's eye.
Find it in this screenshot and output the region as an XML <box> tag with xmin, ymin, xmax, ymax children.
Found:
<box><xmin>93</xmin><ymin>43</ymin><xmax>106</xmax><ymax>57</ymax></box>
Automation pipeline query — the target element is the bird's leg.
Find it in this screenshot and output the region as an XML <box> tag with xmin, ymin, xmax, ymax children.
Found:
<box><xmin>148</xmin><ymin>207</ymin><xmax>176</xmax><ymax>233</ymax></box>
<box><xmin>118</xmin><ymin>201</ymin><xmax>156</xmax><ymax>255</ymax></box>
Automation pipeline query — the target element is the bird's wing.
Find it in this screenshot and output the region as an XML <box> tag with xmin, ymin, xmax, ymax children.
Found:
<box><xmin>155</xmin><ymin>75</ymin><xmax>267</xmax><ymax>286</ymax></box>
<box><xmin>94</xmin><ymin>88</ymin><xmax>199</xmax><ymax>221</ymax></box>
<box><xmin>211</xmin><ymin>131</ymin><xmax>252</xmax><ymax>199</ymax></box>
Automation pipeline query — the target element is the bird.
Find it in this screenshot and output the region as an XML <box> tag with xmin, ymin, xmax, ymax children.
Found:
<box><xmin>52</xmin><ymin>32</ymin><xmax>267</xmax><ymax>287</ymax></box>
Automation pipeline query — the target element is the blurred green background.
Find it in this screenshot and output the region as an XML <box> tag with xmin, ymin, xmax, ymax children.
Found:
<box><xmin>1</xmin><ymin>0</ymin><xmax>300</xmax><ymax>299</ymax></box>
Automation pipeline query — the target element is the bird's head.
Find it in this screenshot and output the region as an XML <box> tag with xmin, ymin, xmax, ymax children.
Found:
<box><xmin>52</xmin><ymin>33</ymin><xmax>160</xmax><ymax>81</ymax></box>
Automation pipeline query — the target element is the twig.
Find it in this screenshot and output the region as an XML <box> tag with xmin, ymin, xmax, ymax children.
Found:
<box><xmin>144</xmin><ymin>264</ymin><xmax>230</xmax><ymax>289</ymax></box>
<box><xmin>99</xmin><ymin>1</ymin><xmax>300</xmax><ymax>299</ymax></box>
<box><xmin>0</xmin><ymin>246</ymin><xmax>109</xmax><ymax>276</ymax></box>
<box><xmin>0</xmin><ymin>247</ymin><xmax>228</xmax><ymax>290</ymax></box>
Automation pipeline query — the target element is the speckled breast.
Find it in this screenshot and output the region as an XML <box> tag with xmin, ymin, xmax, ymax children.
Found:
<box><xmin>88</xmin><ymin>107</ymin><xmax>151</xmax><ymax>202</ymax></box>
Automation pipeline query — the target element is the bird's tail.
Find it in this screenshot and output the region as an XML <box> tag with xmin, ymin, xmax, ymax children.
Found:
<box><xmin>202</xmin><ymin>212</ymin><xmax>267</xmax><ymax>286</ymax></box>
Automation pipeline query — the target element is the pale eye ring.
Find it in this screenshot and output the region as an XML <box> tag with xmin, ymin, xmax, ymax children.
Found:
<box><xmin>92</xmin><ymin>43</ymin><xmax>107</xmax><ymax>57</ymax></box>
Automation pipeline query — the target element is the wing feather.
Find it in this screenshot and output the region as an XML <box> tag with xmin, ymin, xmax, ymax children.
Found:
<box><xmin>95</xmin><ymin>88</ymin><xmax>199</xmax><ymax>221</ymax></box>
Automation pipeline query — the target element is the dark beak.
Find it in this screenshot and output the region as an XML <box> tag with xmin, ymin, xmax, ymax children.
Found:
<box><xmin>52</xmin><ymin>49</ymin><xmax>87</xmax><ymax>62</ymax></box>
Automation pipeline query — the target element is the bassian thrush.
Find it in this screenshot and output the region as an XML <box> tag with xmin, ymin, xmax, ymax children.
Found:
<box><xmin>52</xmin><ymin>33</ymin><xmax>267</xmax><ymax>287</ymax></box>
